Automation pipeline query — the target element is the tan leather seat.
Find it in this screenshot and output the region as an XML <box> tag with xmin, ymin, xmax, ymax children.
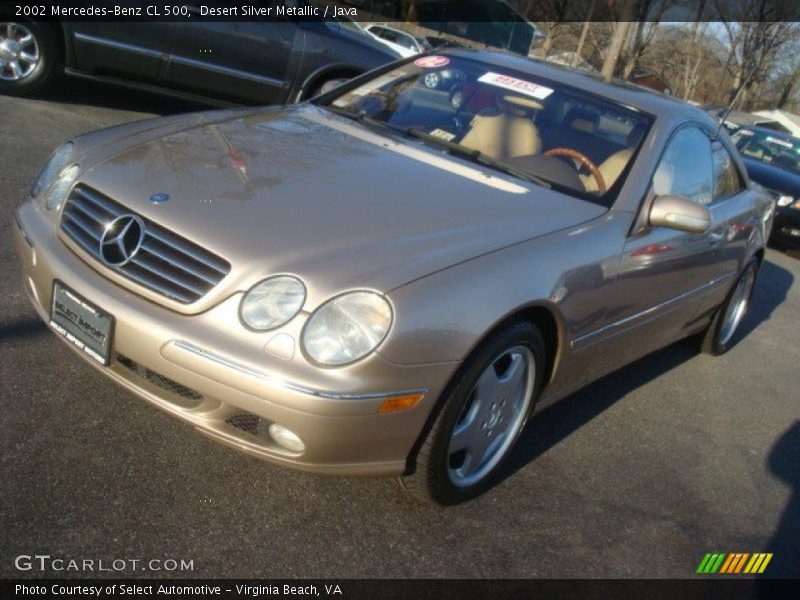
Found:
<box><xmin>582</xmin><ymin>123</ymin><xmax>648</xmax><ymax>193</ymax></box>
<box><xmin>581</xmin><ymin>148</ymin><xmax>633</xmax><ymax>192</ymax></box>
<box><xmin>460</xmin><ymin>95</ymin><xmax>542</xmax><ymax>160</ymax></box>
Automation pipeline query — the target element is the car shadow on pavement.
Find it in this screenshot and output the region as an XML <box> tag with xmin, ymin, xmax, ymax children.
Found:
<box><xmin>760</xmin><ymin>421</ymin><xmax>800</xmax><ymax>579</ymax></box>
<box><xmin>0</xmin><ymin>316</ymin><xmax>48</xmax><ymax>343</ymax></box>
<box><xmin>497</xmin><ymin>257</ymin><xmax>794</xmax><ymax>487</ymax></box>
<box><xmin>498</xmin><ymin>341</ymin><xmax>699</xmax><ymax>486</ymax></box>
<box><xmin>737</xmin><ymin>259</ymin><xmax>794</xmax><ymax>340</ymax></box>
<box><xmin>28</xmin><ymin>76</ymin><xmax>206</xmax><ymax>116</ymax></box>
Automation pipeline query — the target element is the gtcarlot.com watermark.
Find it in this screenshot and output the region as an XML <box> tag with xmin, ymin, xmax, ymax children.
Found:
<box><xmin>14</xmin><ymin>554</ymin><xmax>194</xmax><ymax>573</ymax></box>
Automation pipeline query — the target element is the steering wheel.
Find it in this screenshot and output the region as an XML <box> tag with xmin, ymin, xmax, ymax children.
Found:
<box><xmin>544</xmin><ymin>147</ymin><xmax>606</xmax><ymax>194</ymax></box>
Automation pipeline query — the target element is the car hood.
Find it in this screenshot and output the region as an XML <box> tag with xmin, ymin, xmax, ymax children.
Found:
<box><xmin>743</xmin><ymin>158</ymin><xmax>800</xmax><ymax>197</ymax></box>
<box><xmin>76</xmin><ymin>104</ymin><xmax>606</xmax><ymax>309</ymax></box>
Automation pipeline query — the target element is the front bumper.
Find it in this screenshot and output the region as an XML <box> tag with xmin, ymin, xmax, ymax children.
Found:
<box><xmin>13</xmin><ymin>200</ymin><xmax>459</xmax><ymax>476</ymax></box>
<box><xmin>771</xmin><ymin>207</ymin><xmax>800</xmax><ymax>249</ymax></box>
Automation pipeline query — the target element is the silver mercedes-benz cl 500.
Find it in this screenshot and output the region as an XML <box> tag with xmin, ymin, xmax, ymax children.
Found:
<box><xmin>12</xmin><ymin>50</ymin><xmax>774</xmax><ymax>504</ymax></box>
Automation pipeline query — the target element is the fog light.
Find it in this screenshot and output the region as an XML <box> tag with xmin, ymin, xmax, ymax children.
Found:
<box><xmin>268</xmin><ymin>424</ymin><xmax>305</xmax><ymax>453</ymax></box>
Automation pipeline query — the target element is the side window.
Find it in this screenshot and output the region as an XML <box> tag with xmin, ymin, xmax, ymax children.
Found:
<box><xmin>652</xmin><ymin>127</ymin><xmax>713</xmax><ymax>205</ymax></box>
<box><xmin>712</xmin><ymin>142</ymin><xmax>745</xmax><ymax>200</ymax></box>
<box><xmin>396</xmin><ymin>33</ymin><xmax>418</xmax><ymax>51</ymax></box>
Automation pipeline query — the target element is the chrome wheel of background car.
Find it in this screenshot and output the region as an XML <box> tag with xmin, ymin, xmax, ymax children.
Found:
<box><xmin>450</xmin><ymin>89</ymin><xmax>466</xmax><ymax>110</ymax></box>
<box><xmin>447</xmin><ymin>346</ymin><xmax>535</xmax><ymax>488</ymax></box>
<box><xmin>0</xmin><ymin>23</ymin><xmax>40</xmax><ymax>82</ymax></box>
<box><xmin>423</xmin><ymin>72</ymin><xmax>440</xmax><ymax>89</ymax></box>
<box><xmin>718</xmin><ymin>265</ymin><xmax>756</xmax><ymax>345</ymax></box>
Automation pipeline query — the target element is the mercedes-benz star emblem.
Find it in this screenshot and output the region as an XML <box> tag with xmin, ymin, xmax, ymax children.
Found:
<box><xmin>99</xmin><ymin>215</ymin><xmax>146</xmax><ymax>266</ymax></box>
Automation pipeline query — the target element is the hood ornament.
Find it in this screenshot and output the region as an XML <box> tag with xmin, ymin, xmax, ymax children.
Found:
<box><xmin>150</xmin><ymin>193</ymin><xmax>170</xmax><ymax>204</ymax></box>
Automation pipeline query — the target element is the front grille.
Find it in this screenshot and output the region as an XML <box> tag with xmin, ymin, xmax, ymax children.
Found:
<box><xmin>61</xmin><ymin>185</ymin><xmax>231</xmax><ymax>304</ymax></box>
<box><xmin>116</xmin><ymin>354</ymin><xmax>204</xmax><ymax>407</ymax></box>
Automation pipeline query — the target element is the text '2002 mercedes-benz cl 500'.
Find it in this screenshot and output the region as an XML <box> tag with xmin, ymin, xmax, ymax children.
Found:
<box><xmin>13</xmin><ymin>50</ymin><xmax>775</xmax><ymax>504</ymax></box>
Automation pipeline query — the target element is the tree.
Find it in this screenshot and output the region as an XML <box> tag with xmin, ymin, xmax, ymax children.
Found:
<box><xmin>526</xmin><ymin>0</ymin><xmax>574</xmax><ymax>57</ymax></box>
<box><xmin>619</xmin><ymin>0</ymin><xmax>674</xmax><ymax>79</ymax></box>
<box><xmin>400</xmin><ymin>0</ymin><xmax>417</xmax><ymax>21</ymax></box>
<box><xmin>681</xmin><ymin>0</ymin><xmax>708</xmax><ymax>101</ymax></box>
<box><xmin>715</xmin><ymin>0</ymin><xmax>799</xmax><ymax>107</ymax></box>
<box><xmin>601</xmin><ymin>0</ymin><xmax>639</xmax><ymax>82</ymax></box>
<box><xmin>776</xmin><ymin>61</ymin><xmax>800</xmax><ymax>110</ymax></box>
<box><xmin>572</xmin><ymin>0</ymin><xmax>596</xmax><ymax>67</ymax></box>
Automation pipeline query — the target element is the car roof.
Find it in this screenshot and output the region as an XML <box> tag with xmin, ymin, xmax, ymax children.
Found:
<box><xmin>370</xmin><ymin>24</ymin><xmax>409</xmax><ymax>35</ymax></box>
<box><xmin>440</xmin><ymin>48</ymin><xmax>715</xmax><ymax>125</ymax></box>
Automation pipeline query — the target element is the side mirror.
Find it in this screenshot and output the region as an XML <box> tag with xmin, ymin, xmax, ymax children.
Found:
<box><xmin>649</xmin><ymin>195</ymin><xmax>711</xmax><ymax>234</ymax></box>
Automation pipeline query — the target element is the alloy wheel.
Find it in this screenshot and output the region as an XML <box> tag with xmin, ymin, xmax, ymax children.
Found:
<box><xmin>447</xmin><ymin>346</ymin><xmax>535</xmax><ymax>488</ymax></box>
<box><xmin>451</xmin><ymin>90</ymin><xmax>465</xmax><ymax>109</ymax></box>
<box><xmin>424</xmin><ymin>72</ymin><xmax>440</xmax><ymax>89</ymax></box>
<box><xmin>0</xmin><ymin>23</ymin><xmax>40</xmax><ymax>82</ymax></box>
<box><xmin>719</xmin><ymin>266</ymin><xmax>756</xmax><ymax>346</ymax></box>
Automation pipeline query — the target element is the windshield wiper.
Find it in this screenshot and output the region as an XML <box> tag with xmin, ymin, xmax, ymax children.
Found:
<box><xmin>323</xmin><ymin>104</ymin><xmax>366</xmax><ymax>121</ymax></box>
<box><xmin>323</xmin><ymin>113</ymin><xmax>551</xmax><ymax>189</ymax></box>
<box><xmin>323</xmin><ymin>105</ymin><xmax>406</xmax><ymax>137</ymax></box>
<box><xmin>405</xmin><ymin>128</ymin><xmax>551</xmax><ymax>189</ymax></box>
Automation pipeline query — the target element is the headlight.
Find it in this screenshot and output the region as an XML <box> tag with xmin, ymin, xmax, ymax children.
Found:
<box><xmin>240</xmin><ymin>276</ymin><xmax>306</xmax><ymax>331</ymax></box>
<box><xmin>777</xmin><ymin>195</ymin><xmax>794</xmax><ymax>207</ymax></box>
<box><xmin>44</xmin><ymin>165</ymin><xmax>80</xmax><ymax>211</ymax></box>
<box><xmin>31</xmin><ymin>142</ymin><xmax>74</xmax><ymax>198</ymax></box>
<box><xmin>302</xmin><ymin>291</ymin><xmax>392</xmax><ymax>366</ymax></box>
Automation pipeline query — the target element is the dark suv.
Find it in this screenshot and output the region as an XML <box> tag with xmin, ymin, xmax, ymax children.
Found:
<box><xmin>0</xmin><ymin>14</ymin><xmax>400</xmax><ymax>104</ymax></box>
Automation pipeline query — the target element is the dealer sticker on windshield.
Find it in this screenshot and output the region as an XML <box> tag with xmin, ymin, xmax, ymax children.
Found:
<box><xmin>415</xmin><ymin>55</ymin><xmax>450</xmax><ymax>68</ymax></box>
<box><xmin>429</xmin><ymin>128</ymin><xmax>456</xmax><ymax>141</ymax></box>
<box><xmin>478</xmin><ymin>72</ymin><xmax>554</xmax><ymax>100</ymax></box>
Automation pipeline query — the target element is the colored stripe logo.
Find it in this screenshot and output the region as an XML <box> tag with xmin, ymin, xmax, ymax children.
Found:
<box><xmin>697</xmin><ymin>553</ymin><xmax>773</xmax><ymax>574</ymax></box>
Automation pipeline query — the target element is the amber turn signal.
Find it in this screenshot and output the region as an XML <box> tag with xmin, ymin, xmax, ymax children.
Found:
<box><xmin>378</xmin><ymin>393</ymin><xmax>425</xmax><ymax>414</ymax></box>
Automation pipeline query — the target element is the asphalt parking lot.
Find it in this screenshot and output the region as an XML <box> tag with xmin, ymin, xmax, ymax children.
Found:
<box><xmin>1</xmin><ymin>80</ymin><xmax>799</xmax><ymax>580</ymax></box>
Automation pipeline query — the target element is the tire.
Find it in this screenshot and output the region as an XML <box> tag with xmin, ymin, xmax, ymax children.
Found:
<box><xmin>0</xmin><ymin>21</ymin><xmax>58</xmax><ymax>95</ymax></box>
<box><xmin>399</xmin><ymin>321</ymin><xmax>546</xmax><ymax>505</ymax></box>
<box><xmin>700</xmin><ymin>261</ymin><xmax>759</xmax><ymax>356</ymax></box>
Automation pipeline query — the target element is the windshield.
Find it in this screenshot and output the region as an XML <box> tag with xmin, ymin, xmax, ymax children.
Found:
<box><xmin>733</xmin><ymin>129</ymin><xmax>800</xmax><ymax>174</ymax></box>
<box><xmin>317</xmin><ymin>55</ymin><xmax>653</xmax><ymax>205</ymax></box>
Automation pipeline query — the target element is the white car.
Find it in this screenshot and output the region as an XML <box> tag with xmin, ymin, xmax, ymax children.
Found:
<box><xmin>364</xmin><ymin>24</ymin><xmax>432</xmax><ymax>58</ymax></box>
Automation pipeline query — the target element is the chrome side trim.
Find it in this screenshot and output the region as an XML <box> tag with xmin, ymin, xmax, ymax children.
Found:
<box><xmin>172</xmin><ymin>340</ymin><xmax>427</xmax><ymax>401</ymax></box>
<box><xmin>571</xmin><ymin>271</ymin><xmax>737</xmax><ymax>350</ymax></box>
<box><xmin>168</xmin><ymin>54</ymin><xmax>287</xmax><ymax>88</ymax></box>
<box><xmin>74</xmin><ymin>32</ymin><xmax>163</xmax><ymax>59</ymax></box>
